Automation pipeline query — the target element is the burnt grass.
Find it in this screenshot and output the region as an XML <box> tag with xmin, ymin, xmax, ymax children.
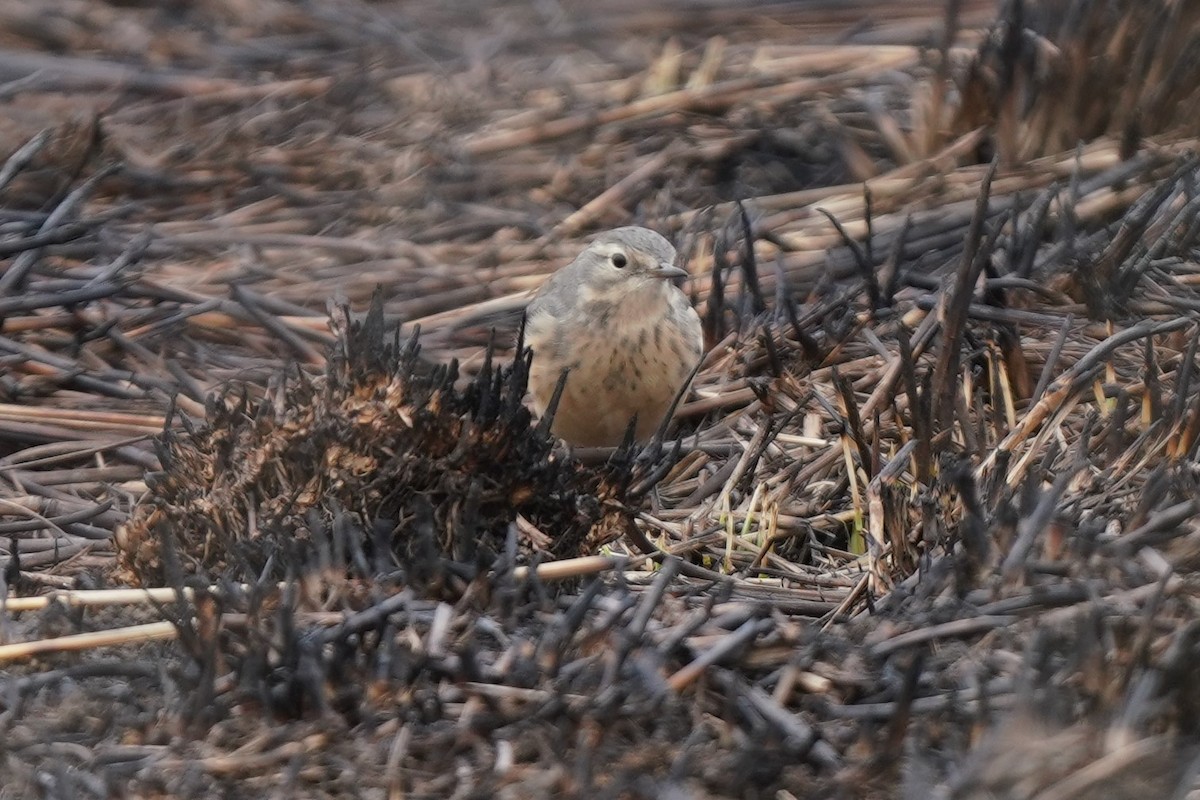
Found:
<box><xmin>4</xmin><ymin>0</ymin><xmax>1200</xmax><ymax>797</ymax></box>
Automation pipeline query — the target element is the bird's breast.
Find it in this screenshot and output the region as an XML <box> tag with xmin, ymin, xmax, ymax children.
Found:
<box><xmin>526</xmin><ymin>287</ymin><xmax>702</xmax><ymax>446</ymax></box>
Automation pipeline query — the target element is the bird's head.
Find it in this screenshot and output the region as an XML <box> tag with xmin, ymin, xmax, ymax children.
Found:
<box><xmin>575</xmin><ymin>227</ymin><xmax>687</xmax><ymax>292</ymax></box>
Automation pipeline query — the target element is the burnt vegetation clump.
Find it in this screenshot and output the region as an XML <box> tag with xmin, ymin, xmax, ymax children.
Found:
<box><xmin>117</xmin><ymin>293</ymin><xmax>665</xmax><ymax>592</ymax></box>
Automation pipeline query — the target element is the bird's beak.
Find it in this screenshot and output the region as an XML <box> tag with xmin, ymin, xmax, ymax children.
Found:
<box><xmin>651</xmin><ymin>263</ymin><xmax>689</xmax><ymax>280</ymax></box>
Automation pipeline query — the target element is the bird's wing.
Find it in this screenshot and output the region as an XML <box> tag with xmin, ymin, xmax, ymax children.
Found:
<box><xmin>526</xmin><ymin>265</ymin><xmax>580</xmax><ymax>320</ymax></box>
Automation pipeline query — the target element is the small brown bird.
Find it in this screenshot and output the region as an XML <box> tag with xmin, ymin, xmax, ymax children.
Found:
<box><xmin>525</xmin><ymin>226</ymin><xmax>704</xmax><ymax>447</ymax></box>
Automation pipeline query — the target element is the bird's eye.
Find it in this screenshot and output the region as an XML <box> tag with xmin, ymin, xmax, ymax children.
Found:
<box><xmin>610</xmin><ymin>252</ymin><xmax>628</xmax><ymax>269</ymax></box>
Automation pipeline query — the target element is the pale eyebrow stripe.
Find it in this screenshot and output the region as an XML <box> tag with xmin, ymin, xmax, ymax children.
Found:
<box><xmin>592</xmin><ymin>242</ymin><xmax>624</xmax><ymax>257</ymax></box>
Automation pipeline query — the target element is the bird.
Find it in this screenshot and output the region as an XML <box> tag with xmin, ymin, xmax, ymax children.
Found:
<box><xmin>524</xmin><ymin>226</ymin><xmax>704</xmax><ymax>447</ymax></box>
